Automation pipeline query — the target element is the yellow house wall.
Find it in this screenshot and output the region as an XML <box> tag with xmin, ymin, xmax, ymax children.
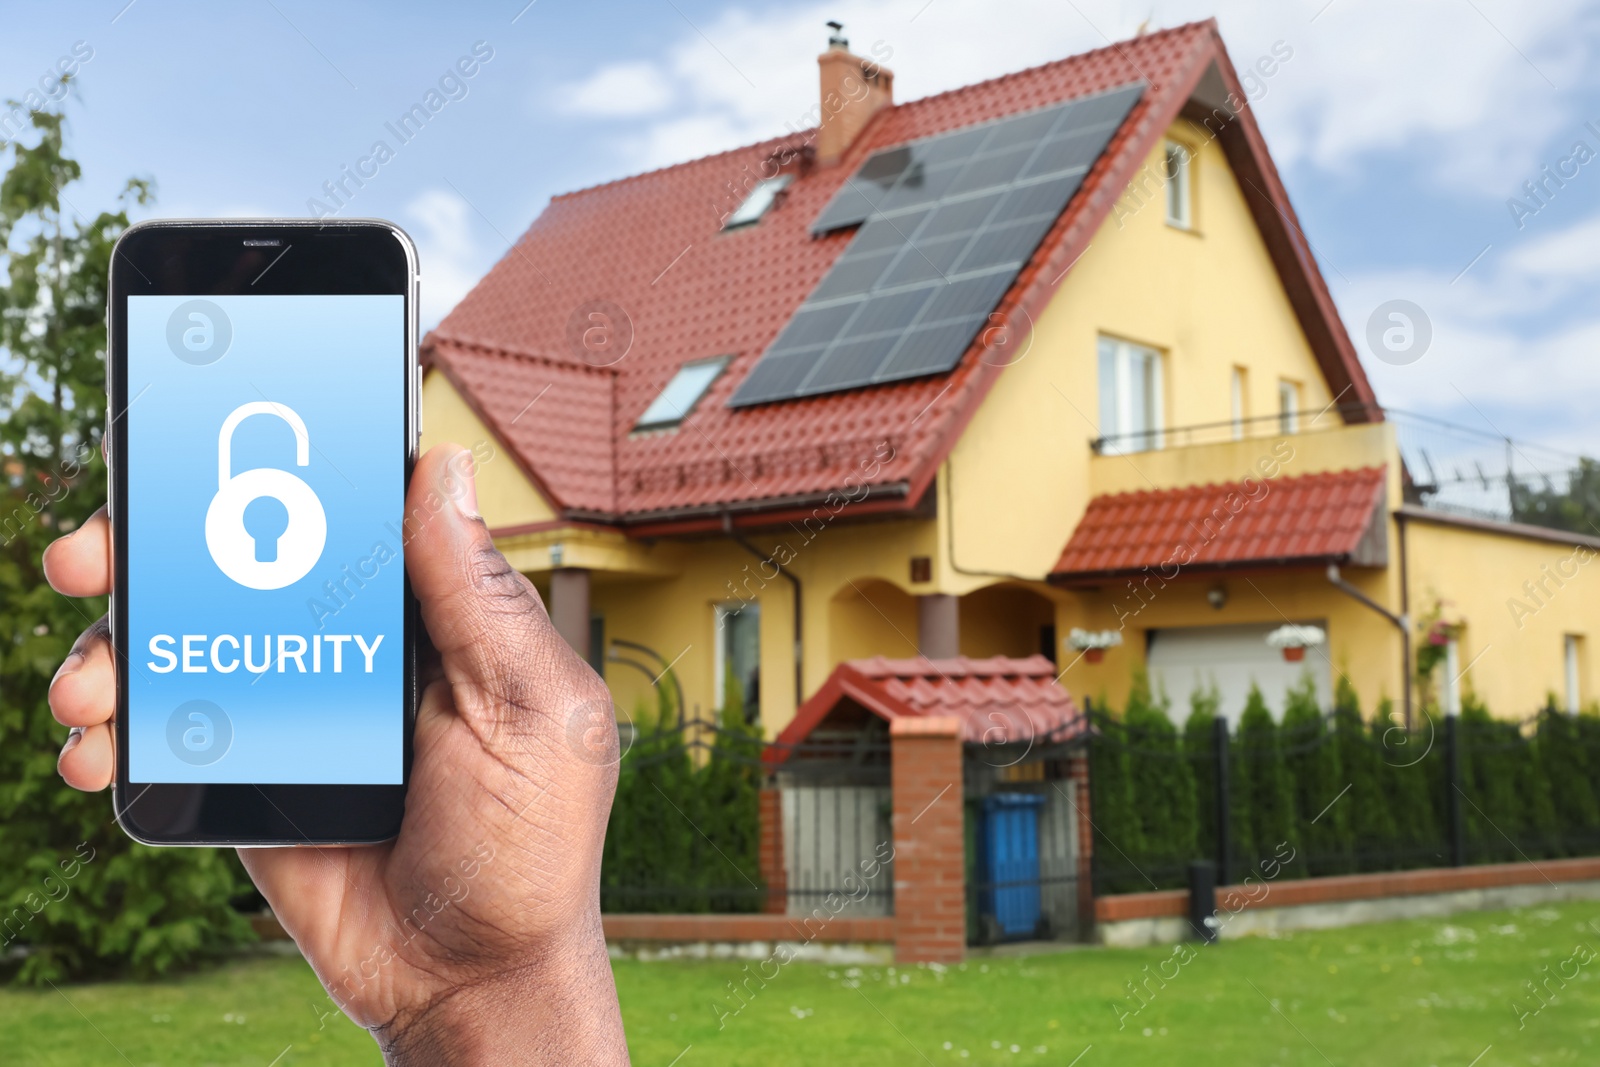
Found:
<box><xmin>585</xmin><ymin>518</ymin><xmax>941</xmax><ymax>734</ymax></box>
<box><xmin>1052</xmin><ymin>569</ymin><xmax>1403</xmax><ymax>719</ymax></box>
<box><xmin>421</xmin><ymin>370</ymin><xmax>556</xmax><ymax>529</ymax></box>
<box><xmin>942</xmin><ymin>117</ymin><xmax>1336</xmax><ymax>589</ymax></box>
<box><xmin>1404</xmin><ymin>518</ymin><xmax>1600</xmax><ymax>715</ymax></box>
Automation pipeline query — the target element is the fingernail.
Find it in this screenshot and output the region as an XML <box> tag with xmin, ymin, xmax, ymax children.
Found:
<box><xmin>52</xmin><ymin>651</ymin><xmax>85</xmax><ymax>688</ymax></box>
<box><xmin>60</xmin><ymin>727</ymin><xmax>84</xmax><ymax>758</ymax></box>
<box><xmin>451</xmin><ymin>450</ymin><xmax>479</xmax><ymax>520</ymax></box>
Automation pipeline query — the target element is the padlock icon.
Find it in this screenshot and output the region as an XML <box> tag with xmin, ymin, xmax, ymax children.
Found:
<box><xmin>203</xmin><ymin>401</ymin><xmax>327</xmax><ymax>590</ymax></box>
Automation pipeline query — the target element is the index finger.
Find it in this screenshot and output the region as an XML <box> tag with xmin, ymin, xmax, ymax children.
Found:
<box><xmin>42</xmin><ymin>505</ymin><xmax>111</xmax><ymax>599</ymax></box>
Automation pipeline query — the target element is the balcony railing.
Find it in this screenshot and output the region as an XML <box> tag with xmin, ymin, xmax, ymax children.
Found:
<box><xmin>1091</xmin><ymin>402</ymin><xmax>1600</xmax><ymax>535</ymax></box>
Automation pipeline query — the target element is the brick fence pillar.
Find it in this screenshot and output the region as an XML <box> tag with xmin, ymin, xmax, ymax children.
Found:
<box><xmin>890</xmin><ymin>715</ymin><xmax>965</xmax><ymax>963</ymax></box>
<box><xmin>758</xmin><ymin>786</ymin><xmax>786</xmax><ymax>914</ymax></box>
<box><xmin>1067</xmin><ymin>749</ymin><xmax>1094</xmax><ymax>938</ymax></box>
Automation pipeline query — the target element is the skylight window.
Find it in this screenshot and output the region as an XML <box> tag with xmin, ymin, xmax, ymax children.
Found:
<box><xmin>635</xmin><ymin>356</ymin><xmax>730</xmax><ymax>430</ymax></box>
<box><xmin>723</xmin><ymin>175</ymin><xmax>793</xmax><ymax>229</ymax></box>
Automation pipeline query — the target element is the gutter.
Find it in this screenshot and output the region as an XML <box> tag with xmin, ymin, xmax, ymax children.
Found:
<box><xmin>564</xmin><ymin>480</ymin><xmax>914</xmax><ymax>529</ymax></box>
<box><xmin>723</xmin><ymin>514</ymin><xmax>803</xmax><ymax>721</ymax></box>
<box><xmin>1326</xmin><ymin>562</ymin><xmax>1412</xmax><ymax>730</ymax></box>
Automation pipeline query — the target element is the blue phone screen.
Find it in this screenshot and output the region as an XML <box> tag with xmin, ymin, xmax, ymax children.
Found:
<box><xmin>125</xmin><ymin>294</ymin><xmax>405</xmax><ymax>784</ymax></box>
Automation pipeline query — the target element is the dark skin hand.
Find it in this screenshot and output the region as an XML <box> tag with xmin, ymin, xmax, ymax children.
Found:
<box><xmin>43</xmin><ymin>444</ymin><xmax>631</xmax><ymax>1064</ymax></box>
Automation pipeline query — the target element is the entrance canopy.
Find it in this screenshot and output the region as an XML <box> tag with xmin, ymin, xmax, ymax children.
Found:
<box><xmin>771</xmin><ymin>655</ymin><xmax>1086</xmax><ymax>762</ymax></box>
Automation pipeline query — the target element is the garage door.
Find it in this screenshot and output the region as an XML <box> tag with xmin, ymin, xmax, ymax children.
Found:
<box><xmin>1146</xmin><ymin>621</ymin><xmax>1330</xmax><ymax>724</ymax></box>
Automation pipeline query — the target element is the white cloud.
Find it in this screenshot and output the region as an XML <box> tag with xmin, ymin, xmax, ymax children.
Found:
<box><xmin>405</xmin><ymin>189</ymin><xmax>487</xmax><ymax>329</ymax></box>
<box><xmin>1505</xmin><ymin>212</ymin><xmax>1600</xmax><ymax>277</ymax></box>
<box><xmin>1338</xmin><ymin>212</ymin><xmax>1600</xmax><ymax>455</ymax></box>
<box><xmin>539</xmin><ymin>0</ymin><xmax>1600</xmax><ymax>451</ymax></box>
<box><xmin>546</xmin><ymin>0</ymin><xmax>1600</xmax><ymax>191</ymax></box>
<box><xmin>563</xmin><ymin>61</ymin><xmax>676</xmax><ymax>117</ymax></box>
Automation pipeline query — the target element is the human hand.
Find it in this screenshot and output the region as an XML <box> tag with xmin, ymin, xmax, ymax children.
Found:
<box><xmin>43</xmin><ymin>444</ymin><xmax>629</xmax><ymax>1065</ymax></box>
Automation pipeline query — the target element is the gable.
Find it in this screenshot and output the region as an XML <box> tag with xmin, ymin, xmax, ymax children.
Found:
<box><xmin>420</xmin><ymin>370</ymin><xmax>557</xmax><ymax>529</ymax></box>
<box><xmin>944</xmin><ymin>115</ymin><xmax>1345</xmax><ymax>579</ymax></box>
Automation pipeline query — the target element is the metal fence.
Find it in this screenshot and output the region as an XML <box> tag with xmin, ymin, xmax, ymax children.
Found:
<box><xmin>964</xmin><ymin>732</ymin><xmax>1090</xmax><ymax>945</ymax></box>
<box><xmin>1086</xmin><ymin>703</ymin><xmax>1600</xmax><ymax>897</ymax></box>
<box><xmin>1090</xmin><ymin>400</ymin><xmax>1600</xmax><ymax>532</ymax></box>
<box><xmin>599</xmin><ymin>718</ymin><xmax>895</xmax><ymax>917</ymax></box>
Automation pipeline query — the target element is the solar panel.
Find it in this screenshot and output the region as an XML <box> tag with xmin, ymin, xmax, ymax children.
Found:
<box><xmin>729</xmin><ymin>82</ymin><xmax>1144</xmax><ymax>408</ymax></box>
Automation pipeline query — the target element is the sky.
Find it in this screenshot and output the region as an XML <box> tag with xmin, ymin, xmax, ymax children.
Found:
<box><xmin>6</xmin><ymin>0</ymin><xmax>1600</xmax><ymax>455</ymax></box>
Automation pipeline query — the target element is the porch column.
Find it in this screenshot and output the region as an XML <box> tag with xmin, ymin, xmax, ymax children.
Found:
<box><xmin>890</xmin><ymin>715</ymin><xmax>965</xmax><ymax>963</ymax></box>
<box><xmin>917</xmin><ymin>593</ymin><xmax>960</xmax><ymax>659</ymax></box>
<box><xmin>549</xmin><ymin>567</ymin><xmax>591</xmax><ymax>662</ymax></box>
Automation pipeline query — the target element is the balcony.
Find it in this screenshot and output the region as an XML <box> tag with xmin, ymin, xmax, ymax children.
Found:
<box><xmin>1089</xmin><ymin>402</ymin><xmax>1598</xmax><ymax>536</ymax></box>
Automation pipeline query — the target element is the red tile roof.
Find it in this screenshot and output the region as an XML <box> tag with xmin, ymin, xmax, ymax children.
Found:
<box><xmin>424</xmin><ymin>19</ymin><xmax>1375</xmax><ymax>529</ymax></box>
<box><xmin>1050</xmin><ymin>466</ymin><xmax>1388</xmax><ymax>581</ymax></box>
<box><xmin>772</xmin><ymin>655</ymin><xmax>1085</xmax><ymax>753</ymax></box>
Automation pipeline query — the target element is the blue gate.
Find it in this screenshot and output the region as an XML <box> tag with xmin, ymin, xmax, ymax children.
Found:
<box><xmin>981</xmin><ymin>793</ymin><xmax>1044</xmax><ymax>938</ymax></box>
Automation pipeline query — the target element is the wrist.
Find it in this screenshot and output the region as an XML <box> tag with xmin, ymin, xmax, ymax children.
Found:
<box><xmin>378</xmin><ymin>915</ymin><xmax>626</xmax><ymax>1066</ymax></box>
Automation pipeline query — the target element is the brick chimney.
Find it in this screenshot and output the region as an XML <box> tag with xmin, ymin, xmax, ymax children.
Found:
<box><xmin>815</xmin><ymin>21</ymin><xmax>893</xmax><ymax>167</ymax></box>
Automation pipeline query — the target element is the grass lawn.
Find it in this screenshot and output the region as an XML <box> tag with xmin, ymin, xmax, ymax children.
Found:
<box><xmin>6</xmin><ymin>901</ymin><xmax>1600</xmax><ymax>1065</ymax></box>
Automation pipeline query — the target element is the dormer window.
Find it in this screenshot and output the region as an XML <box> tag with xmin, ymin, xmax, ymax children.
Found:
<box><xmin>724</xmin><ymin>175</ymin><xmax>793</xmax><ymax>229</ymax></box>
<box><xmin>635</xmin><ymin>356</ymin><xmax>730</xmax><ymax>431</ymax></box>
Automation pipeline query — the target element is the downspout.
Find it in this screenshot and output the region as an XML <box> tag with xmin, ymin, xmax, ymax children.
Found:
<box><xmin>1396</xmin><ymin>511</ymin><xmax>1413</xmax><ymax>730</ymax></box>
<box><xmin>1326</xmin><ymin>561</ymin><xmax>1412</xmax><ymax>730</ymax></box>
<box><xmin>723</xmin><ymin>514</ymin><xmax>803</xmax><ymax>720</ymax></box>
<box><xmin>944</xmin><ymin>456</ymin><xmax>1040</xmax><ymax>583</ymax></box>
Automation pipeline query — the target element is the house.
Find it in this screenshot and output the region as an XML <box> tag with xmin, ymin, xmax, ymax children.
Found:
<box><xmin>420</xmin><ymin>18</ymin><xmax>1600</xmax><ymax>733</ymax></box>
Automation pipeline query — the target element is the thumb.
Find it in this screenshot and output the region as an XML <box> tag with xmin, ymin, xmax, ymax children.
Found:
<box><xmin>403</xmin><ymin>444</ymin><xmax>604</xmax><ymax>731</ymax></box>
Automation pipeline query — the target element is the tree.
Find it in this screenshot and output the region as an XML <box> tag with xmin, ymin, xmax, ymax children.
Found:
<box><xmin>1372</xmin><ymin>697</ymin><xmax>1441</xmax><ymax>870</ymax></box>
<box><xmin>1122</xmin><ymin>672</ymin><xmax>1196</xmax><ymax>878</ymax></box>
<box><xmin>1183</xmin><ymin>683</ymin><xmax>1221</xmax><ymax>863</ymax></box>
<box><xmin>1535</xmin><ymin>701</ymin><xmax>1598</xmax><ymax>855</ymax></box>
<box><xmin>1182</xmin><ymin>682</ymin><xmax>1253</xmax><ymax>881</ymax></box>
<box><xmin>1331</xmin><ymin>678</ymin><xmax>1398</xmax><ymax>870</ymax></box>
<box><xmin>0</xmin><ymin>102</ymin><xmax>255</xmax><ymax>984</ymax></box>
<box><xmin>1510</xmin><ymin>458</ymin><xmax>1600</xmax><ymax>536</ymax></box>
<box><xmin>602</xmin><ymin>685</ymin><xmax>698</xmax><ymax>912</ymax></box>
<box><xmin>696</xmin><ymin>670</ymin><xmax>764</xmax><ymax>911</ymax></box>
<box><xmin>1234</xmin><ymin>684</ymin><xmax>1297</xmax><ymax>876</ymax></box>
<box><xmin>1087</xmin><ymin>694</ymin><xmax>1148</xmax><ymax>892</ymax></box>
<box><xmin>1282</xmin><ymin>674</ymin><xmax>1350</xmax><ymax>875</ymax></box>
<box><xmin>1458</xmin><ymin>693</ymin><xmax>1530</xmax><ymax>862</ymax></box>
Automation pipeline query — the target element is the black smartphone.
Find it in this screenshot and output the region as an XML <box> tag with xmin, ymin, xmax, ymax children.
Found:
<box><xmin>106</xmin><ymin>219</ymin><xmax>419</xmax><ymax>845</ymax></box>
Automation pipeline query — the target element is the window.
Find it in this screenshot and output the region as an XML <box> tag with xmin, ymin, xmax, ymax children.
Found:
<box><xmin>634</xmin><ymin>356</ymin><xmax>730</xmax><ymax>431</ymax></box>
<box><xmin>715</xmin><ymin>602</ymin><xmax>761</xmax><ymax>723</ymax></box>
<box><xmin>1097</xmin><ymin>336</ymin><xmax>1163</xmax><ymax>453</ymax></box>
<box><xmin>1164</xmin><ymin>140</ymin><xmax>1192</xmax><ymax>229</ymax></box>
<box><xmin>1278</xmin><ymin>379</ymin><xmax>1300</xmax><ymax>434</ymax></box>
<box><xmin>723</xmin><ymin>174</ymin><xmax>793</xmax><ymax>229</ymax></box>
<box><xmin>1230</xmin><ymin>366</ymin><xmax>1248</xmax><ymax>440</ymax></box>
<box><xmin>1567</xmin><ymin>634</ymin><xmax>1583</xmax><ymax>714</ymax></box>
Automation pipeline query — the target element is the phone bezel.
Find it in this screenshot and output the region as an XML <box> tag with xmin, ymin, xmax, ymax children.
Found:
<box><xmin>107</xmin><ymin>218</ymin><xmax>419</xmax><ymax>846</ymax></box>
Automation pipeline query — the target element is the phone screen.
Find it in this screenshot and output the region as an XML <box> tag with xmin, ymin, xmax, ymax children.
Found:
<box><xmin>124</xmin><ymin>293</ymin><xmax>405</xmax><ymax>785</ymax></box>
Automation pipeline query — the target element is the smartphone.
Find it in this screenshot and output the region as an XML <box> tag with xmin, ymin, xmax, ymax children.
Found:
<box><xmin>106</xmin><ymin>219</ymin><xmax>419</xmax><ymax>845</ymax></box>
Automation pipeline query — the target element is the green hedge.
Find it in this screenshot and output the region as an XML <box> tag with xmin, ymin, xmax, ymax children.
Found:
<box><xmin>1092</xmin><ymin>677</ymin><xmax>1600</xmax><ymax>891</ymax></box>
<box><xmin>600</xmin><ymin>674</ymin><xmax>764</xmax><ymax>913</ymax></box>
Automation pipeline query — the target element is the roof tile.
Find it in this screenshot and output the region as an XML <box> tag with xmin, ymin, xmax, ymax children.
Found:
<box><xmin>779</xmin><ymin>654</ymin><xmax>1085</xmax><ymax>746</ymax></box>
<box><xmin>1051</xmin><ymin>466</ymin><xmax>1387</xmax><ymax>580</ymax></box>
<box><xmin>425</xmin><ymin>24</ymin><xmax>1218</xmax><ymax>519</ymax></box>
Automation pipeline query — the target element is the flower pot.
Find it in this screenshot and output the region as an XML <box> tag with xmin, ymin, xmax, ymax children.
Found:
<box><xmin>1282</xmin><ymin>646</ymin><xmax>1306</xmax><ymax>662</ymax></box>
<box><xmin>1084</xmin><ymin>647</ymin><xmax>1105</xmax><ymax>664</ymax></box>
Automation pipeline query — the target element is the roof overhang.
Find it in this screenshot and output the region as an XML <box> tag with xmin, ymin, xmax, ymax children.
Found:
<box><xmin>1050</xmin><ymin>466</ymin><xmax>1389</xmax><ymax>585</ymax></box>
